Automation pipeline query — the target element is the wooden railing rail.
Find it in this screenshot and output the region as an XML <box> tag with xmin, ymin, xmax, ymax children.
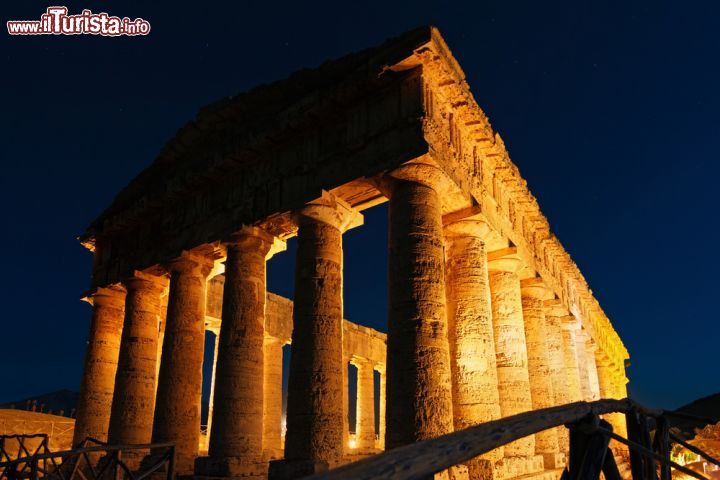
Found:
<box><xmin>306</xmin><ymin>398</ymin><xmax>718</xmax><ymax>480</ymax></box>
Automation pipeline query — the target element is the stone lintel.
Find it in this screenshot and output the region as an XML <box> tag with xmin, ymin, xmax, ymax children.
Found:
<box><xmin>294</xmin><ymin>190</ymin><xmax>363</xmax><ymax>233</ymax></box>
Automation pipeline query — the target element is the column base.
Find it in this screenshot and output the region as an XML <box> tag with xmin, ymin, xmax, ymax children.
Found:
<box><xmin>267</xmin><ymin>459</ymin><xmax>328</xmax><ymax>480</ymax></box>
<box><xmin>194</xmin><ymin>455</ymin><xmax>267</xmax><ymax>479</ymax></box>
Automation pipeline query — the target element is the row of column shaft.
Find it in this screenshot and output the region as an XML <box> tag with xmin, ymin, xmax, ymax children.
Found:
<box><xmin>73</xmin><ymin>164</ymin><xmax>628</xmax><ymax>479</ymax></box>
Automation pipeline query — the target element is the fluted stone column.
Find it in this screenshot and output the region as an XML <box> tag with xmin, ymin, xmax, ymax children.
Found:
<box><xmin>73</xmin><ymin>286</ymin><xmax>126</xmax><ymax>448</ymax></box>
<box><xmin>263</xmin><ymin>336</ymin><xmax>285</xmax><ymax>458</ymax></box>
<box><xmin>150</xmin><ymin>251</ymin><xmax>214</xmax><ymax>475</ymax></box>
<box><xmin>574</xmin><ymin>330</ymin><xmax>593</xmax><ymax>402</ymax></box>
<box><xmin>543</xmin><ymin>309</ymin><xmax>571</xmax><ymax>454</ymax></box>
<box><xmin>270</xmin><ymin>192</ymin><xmax>362</xmax><ymax>479</ymax></box>
<box><xmin>445</xmin><ymin>218</ymin><xmax>503</xmax><ymax>479</ymax></box>
<box><xmin>560</xmin><ymin>323</ymin><xmax>583</xmax><ymax>403</ymax></box>
<box><xmin>384</xmin><ymin>162</ymin><xmax>455</xmax><ymax>451</ymax></box>
<box><xmin>108</xmin><ymin>272</ymin><xmax>166</xmax><ymax>468</ymax></box>
<box><xmin>582</xmin><ymin>337</ymin><xmax>601</xmax><ymax>401</ymax></box>
<box><xmin>596</xmin><ymin>360</ymin><xmax>628</xmax><ymax>446</ymax></box>
<box><xmin>196</xmin><ymin>227</ymin><xmax>277</xmax><ymax>478</ymax></box>
<box><xmin>355</xmin><ymin>358</ymin><xmax>376</xmax><ymax>452</ymax></box>
<box><xmin>487</xmin><ymin>248</ymin><xmax>535</xmax><ymax>459</ymax></box>
<box><xmin>520</xmin><ymin>279</ymin><xmax>563</xmax><ymax>469</ymax></box>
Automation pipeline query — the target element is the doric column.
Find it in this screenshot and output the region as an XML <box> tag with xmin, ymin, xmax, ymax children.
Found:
<box><xmin>73</xmin><ymin>286</ymin><xmax>126</xmax><ymax>447</ymax></box>
<box><xmin>574</xmin><ymin>330</ymin><xmax>593</xmax><ymax>401</ymax></box>
<box><xmin>271</xmin><ymin>192</ymin><xmax>362</xmax><ymax>479</ymax></box>
<box><xmin>520</xmin><ymin>278</ymin><xmax>563</xmax><ymax>469</ymax></box>
<box><xmin>487</xmin><ymin>248</ymin><xmax>535</xmax><ymax>458</ymax></box>
<box><xmin>150</xmin><ymin>251</ymin><xmax>214</xmax><ymax>475</ymax></box>
<box><xmin>376</xmin><ymin>365</ymin><xmax>386</xmax><ymax>451</ymax></box>
<box><xmin>196</xmin><ymin>227</ymin><xmax>277</xmax><ymax>478</ymax></box>
<box><xmin>444</xmin><ymin>218</ymin><xmax>503</xmax><ymax>479</ymax></box>
<box><xmin>560</xmin><ymin>321</ymin><xmax>583</xmax><ymax>403</ymax></box>
<box><xmin>263</xmin><ymin>336</ymin><xmax>285</xmax><ymax>458</ymax></box>
<box><xmin>355</xmin><ymin>358</ymin><xmax>376</xmax><ymax>452</ymax></box>
<box><xmin>384</xmin><ymin>161</ymin><xmax>455</xmax><ymax>450</ymax></box>
<box><xmin>583</xmin><ymin>337</ymin><xmax>601</xmax><ymax>401</ymax></box>
<box><xmin>543</xmin><ymin>303</ymin><xmax>572</xmax><ymax>455</ymax></box>
<box><xmin>596</xmin><ymin>358</ymin><xmax>628</xmax><ymax>444</ymax></box>
<box><xmin>107</xmin><ymin>272</ymin><xmax>166</xmax><ymax>467</ymax></box>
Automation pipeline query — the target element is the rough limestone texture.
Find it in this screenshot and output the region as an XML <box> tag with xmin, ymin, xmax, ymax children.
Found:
<box><xmin>583</xmin><ymin>340</ymin><xmax>601</xmax><ymax>401</ymax></box>
<box><xmin>574</xmin><ymin>331</ymin><xmax>593</xmax><ymax>402</ymax></box>
<box><xmin>385</xmin><ymin>171</ymin><xmax>455</xmax><ymax>450</ymax></box>
<box><xmin>197</xmin><ymin>227</ymin><xmax>274</xmax><ymax>478</ymax></box>
<box><xmin>107</xmin><ymin>273</ymin><xmax>165</xmax><ymax>469</ymax></box>
<box><xmin>73</xmin><ymin>286</ymin><xmax>126</xmax><ymax>447</ymax></box>
<box><xmin>281</xmin><ymin>195</ymin><xmax>361</xmax><ymax>475</ymax></box>
<box><xmin>560</xmin><ymin>328</ymin><xmax>583</xmax><ymax>404</ymax></box>
<box><xmin>596</xmin><ymin>361</ymin><xmax>629</xmax><ymax>446</ymax></box>
<box><xmin>444</xmin><ymin>220</ymin><xmax>503</xmax><ymax>479</ymax></box>
<box><xmin>544</xmin><ymin>313</ymin><xmax>571</xmax><ymax>454</ymax></box>
<box><xmin>520</xmin><ymin>285</ymin><xmax>562</xmax><ymax>469</ymax></box>
<box><xmin>150</xmin><ymin>253</ymin><xmax>213</xmax><ymax>475</ymax></box>
<box><xmin>488</xmin><ymin>252</ymin><xmax>535</xmax><ymax>458</ymax></box>
<box><xmin>354</xmin><ymin>358</ymin><xmax>376</xmax><ymax>452</ymax></box>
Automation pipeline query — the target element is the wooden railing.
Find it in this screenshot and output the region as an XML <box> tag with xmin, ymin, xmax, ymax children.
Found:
<box><xmin>2</xmin><ymin>399</ymin><xmax>717</xmax><ymax>480</ymax></box>
<box><xmin>0</xmin><ymin>436</ymin><xmax>175</xmax><ymax>480</ymax></box>
<box><xmin>306</xmin><ymin>398</ymin><xmax>720</xmax><ymax>480</ymax></box>
<box><xmin>0</xmin><ymin>435</ymin><xmax>51</xmax><ymax>464</ymax></box>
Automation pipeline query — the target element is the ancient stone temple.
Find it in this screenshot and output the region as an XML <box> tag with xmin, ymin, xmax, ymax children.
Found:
<box><xmin>73</xmin><ymin>26</ymin><xmax>629</xmax><ymax>480</ymax></box>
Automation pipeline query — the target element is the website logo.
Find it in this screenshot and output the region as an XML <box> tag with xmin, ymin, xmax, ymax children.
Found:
<box><xmin>7</xmin><ymin>7</ymin><xmax>151</xmax><ymax>36</ymax></box>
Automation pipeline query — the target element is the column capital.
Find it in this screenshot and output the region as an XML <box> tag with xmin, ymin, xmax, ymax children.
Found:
<box><xmin>487</xmin><ymin>246</ymin><xmax>523</xmax><ymax>273</ymax></box>
<box><xmin>124</xmin><ymin>270</ymin><xmax>168</xmax><ymax>294</ymax></box>
<box><xmin>167</xmin><ymin>251</ymin><xmax>215</xmax><ymax>278</ymax></box>
<box><xmin>386</xmin><ymin>158</ymin><xmax>455</xmax><ymax>193</ymax></box>
<box><xmin>294</xmin><ymin>190</ymin><xmax>363</xmax><ymax>233</ymax></box>
<box><xmin>520</xmin><ymin>277</ymin><xmax>555</xmax><ymax>300</ymax></box>
<box><xmin>443</xmin><ymin>216</ymin><xmax>492</xmax><ymax>240</ymax></box>
<box><xmin>226</xmin><ymin>225</ymin><xmax>286</xmax><ymax>260</ymax></box>
<box><xmin>82</xmin><ymin>284</ymin><xmax>127</xmax><ymax>308</ymax></box>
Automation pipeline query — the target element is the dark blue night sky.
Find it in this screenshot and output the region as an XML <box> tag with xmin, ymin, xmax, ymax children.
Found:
<box><xmin>1</xmin><ymin>0</ymin><xmax>718</xmax><ymax>410</ymax></box>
